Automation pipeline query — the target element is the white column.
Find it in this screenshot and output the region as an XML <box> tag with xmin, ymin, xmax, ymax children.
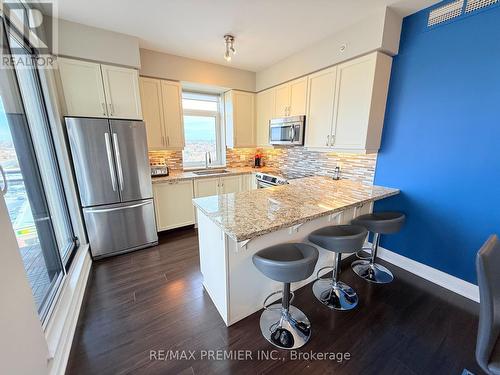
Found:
<box><xmin>0</xmin><ymin>195</ymin><xmax>49</xmax><ymax>375</ymax></box>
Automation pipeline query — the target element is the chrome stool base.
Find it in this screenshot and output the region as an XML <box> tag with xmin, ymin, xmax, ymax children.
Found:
<box><xmin>351</xmin><ymin>260</ymin><xmax>394</xmax><ymax>284</ymax></box>
<box><xmin>312</xmin><ymin>279</ymin><xmax>358</xmax><ymax>310</ymax></box>
<box><xmin>356</xmin><ymin>247</ymin><xmax>372</xmax><ymax>260</ymax></box>
<box><xmin>259</xmin><ymin>305</ymin><xmax>311</xmax><ymax>349</ymax></box>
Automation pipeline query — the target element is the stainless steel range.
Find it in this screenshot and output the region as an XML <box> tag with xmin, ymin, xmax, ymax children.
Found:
<box><xmin>255</xmin><ymin>172</ymin><xmax>289</xmax><ymax>189</ymax></box>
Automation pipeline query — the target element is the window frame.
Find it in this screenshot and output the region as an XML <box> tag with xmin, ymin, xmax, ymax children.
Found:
<box><xmin>182</xmin><ymin>92</ymin><xmax>225</xmax><ymax>169</ymax></box>
<box><xmin>7</xmin><ymin>28</ymin><xmax>77</xmax><ymax>267</ymax></box>
<box><xmin>1</xmin><ymin>15</ymin><xmax>77</xmax><ymax>324</ymax></box>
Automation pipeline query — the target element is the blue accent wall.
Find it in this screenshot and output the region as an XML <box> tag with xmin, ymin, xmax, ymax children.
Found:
<box><xmin>374</xmin><ymin>3</ymin><xmax>500</xmax><ymax>284</ymax></box>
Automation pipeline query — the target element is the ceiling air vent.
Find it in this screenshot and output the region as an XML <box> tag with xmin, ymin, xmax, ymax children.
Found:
<box><xmin>465</xmin><ymin>0</ymin><xmax>498</xmax><ymax>12</ymax></box>
<box><xmin>427</xmin><ymin>0</ymin><xmax>464</xmax><ymax>26</ymax></box>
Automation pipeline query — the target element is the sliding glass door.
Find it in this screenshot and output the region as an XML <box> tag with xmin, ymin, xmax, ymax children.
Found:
<box><xmin>0</xmin><ymin>21</ymin><xmax>75</xmax><ymax>322</ymax></box>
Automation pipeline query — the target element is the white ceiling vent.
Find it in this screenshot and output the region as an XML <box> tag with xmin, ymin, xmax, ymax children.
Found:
<box><xmin>465</xmin><ymin>0</ymin><xmax>498</xmax><ymax>12</ymax></box>
<box><xmin>427</xmin><ymin>0</ymin><xmax>464</xmax><ymax>26</ymax></box>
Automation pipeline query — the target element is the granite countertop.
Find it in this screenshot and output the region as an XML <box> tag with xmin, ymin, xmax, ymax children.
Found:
<box><xmin>192</xmin><ymin>176</ymin><xmax>399</xmax><ymax>242</ymax></box>
<box><xmin>151</xmin><ymin>166</ymin><xmax>282</xmax><ymax>183</ymax></box>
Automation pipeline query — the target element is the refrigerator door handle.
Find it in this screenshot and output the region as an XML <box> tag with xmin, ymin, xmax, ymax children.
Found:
<box><xmin>85</xmin><ymin>200</ymin><xmax>150</xmax><ymax>213</ymax></box>
<box><xmin>104</xmin><ymin>132</ymin><xmax>117</xmax><ymax>192</ymax></box>
<box><xmin>112</xmin><ymin>133</ymin><xmax>124</xmax><ymax>191</ymax></box>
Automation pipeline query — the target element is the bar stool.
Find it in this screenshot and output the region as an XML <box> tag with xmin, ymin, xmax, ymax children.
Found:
<box><xmin>308</xmin><ymin>225</ymin><xmax>368</xmax><ymax>310</ymax></box>
<box><xmin>351</xmin><ymin>212</ymin><xmax>405</xmax><ymax>284</ymax></box>
<box><xmin>252</xmin><ymin>243</ymin><xmax>319</xmax><ymax>350</ymax></box>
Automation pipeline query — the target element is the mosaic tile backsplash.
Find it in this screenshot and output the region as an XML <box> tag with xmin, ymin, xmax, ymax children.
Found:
<box><xmin>149</xmin><ymin>147</ymin><xmax>377</xmax><ymax>185</ymax></box>
<box><xmin>260</xmin><ymin>147</ymin><xmax>377</xmax><ymax>185</ymax></box>
<box><xmin>148</xmin><ymin>150</ymin><xmax>183</xmax><ymax>170</ymax></box>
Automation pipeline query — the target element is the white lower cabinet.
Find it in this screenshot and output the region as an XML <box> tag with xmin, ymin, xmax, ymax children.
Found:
<box><xmin>241</xmin><ymin>174</ymin><xmax>254</xmax><ymax>191</ymax></box>
<box><xmin>193</xmin><ymin>177</ymin><xmax>219</xmax><ymax>198</ymax></box>
<box><xmin>154</xmin><ymin>174</ymin><xmax>255</xmax><ymax>232</ymax></box>
<box><xmin>194</xmin><ymin>175</ymin><xmax>246</xmax><ymax>197</ymax></box>
<box><xmin>153</xmin><ymin>180</ymin><xmax>195</xmax><ymax>231</ymax></box>
<box><xmin>220</xmin><ymin>175</ymin><xmax>240</xmax><ymax>194</ymax></box>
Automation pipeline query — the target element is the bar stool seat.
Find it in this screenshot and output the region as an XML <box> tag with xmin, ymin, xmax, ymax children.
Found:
<box><xmin>253</xmin><ymin>243</ymin><xmax>319</xmax><ymax>350</ymax></box>
<box><xmin>352</xmin><ymin>212</ymin><xmax>405</xmax><ymax>234</ymax></box>
<box><xmin>308</xmin><ymin>225</ymin><xmax>367</xmax><ymax>311</ymax></box>
<box><xmin>351</xmin><ymin>212</ymin><xmax>405</xmax><ymax>284</ymax></box>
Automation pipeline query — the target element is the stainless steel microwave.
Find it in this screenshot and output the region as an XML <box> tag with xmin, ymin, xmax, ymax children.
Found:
<box><xmin>269</xmin><ymin>116</ymin><xmax>305</xmax><ymax>145</ymax></box>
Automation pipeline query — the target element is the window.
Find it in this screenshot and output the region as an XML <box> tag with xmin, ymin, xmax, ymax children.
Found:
<box><xmin>0</xmin><ymin>19</ymin><xmax>76</xmax><ymax>322</ymax></box>
<box><xmin>182</xmin><ymin>92</ymin><xmax>224</xmax><ymax>168</ymax></box>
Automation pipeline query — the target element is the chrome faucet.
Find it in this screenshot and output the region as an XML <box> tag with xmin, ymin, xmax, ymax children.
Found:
<box><xmin>332</xmin><ymin>166</ymin><xmax>341</xmax><ymax>180</ymax></box>
<box><xmin>205</xmin><ymin>151</ymin><xmax>212</xmax><ymax>169</ymax></box>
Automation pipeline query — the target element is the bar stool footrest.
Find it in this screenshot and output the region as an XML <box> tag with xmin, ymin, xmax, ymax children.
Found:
<box><xmin>263</xmin><ymin>290</ymin><xmax>295</xmax><ymax>311</ymax></box>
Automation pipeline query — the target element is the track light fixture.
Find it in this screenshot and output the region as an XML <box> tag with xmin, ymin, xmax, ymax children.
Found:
<box><xmin>224</xmin><ymin>34</ymin><xmax>235</xmax><ymax>62</ymax></box>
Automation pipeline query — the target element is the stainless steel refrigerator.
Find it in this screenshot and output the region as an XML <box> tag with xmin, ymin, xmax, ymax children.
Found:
<box><xmin>65</xmin><ymin>117</ymin><xmax>158</xmax><ymax>258</ymax></box>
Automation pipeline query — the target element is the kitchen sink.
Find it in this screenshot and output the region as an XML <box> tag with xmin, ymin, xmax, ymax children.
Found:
<box><xmin>192</xmin><ymin>169</ymin><xmax>230</xmax><ymax>175</ymax></box>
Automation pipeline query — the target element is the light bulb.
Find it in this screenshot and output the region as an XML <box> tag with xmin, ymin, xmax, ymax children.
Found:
<box><xmin>224</xmin><ymin>51</ymin><xmax>231</xmax><ymax>61</ymax></box>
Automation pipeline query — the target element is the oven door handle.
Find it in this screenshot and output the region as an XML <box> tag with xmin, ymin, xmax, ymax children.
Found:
<box><xmin>257</xmin><ymin>180</ymin><xmax>276</xmax><ymax>188</ymax></box>
<box><xmin>290</xmin><ymin>126</ymin><xmax>295</xmax><ymax>142</ymax></box>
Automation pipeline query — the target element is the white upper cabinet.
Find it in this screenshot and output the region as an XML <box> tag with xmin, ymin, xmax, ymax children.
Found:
<box><xmin>138</xmin><ymin>77</ymin><xmax>185</xmax><ymax>150</ymax></box>
<box><xmin>305</xmin><ymin>66</ymin><xmax>337</xmax><ymax>148</ymax></box>
<box><xmin>332</xmin><ymin>52</ymin><xmax>392</xmax><ymax>152</ymax></box>
<box><xmin>274</xmin><ymin>84</ymin><xmax>289</xmax><ymax>117</ymax></box>
<box><xmin>256</xmin><ymin>89</ymin><xmax>275</xmax><ymax>147</ymax></box>
<box><xmin>224</xmin><ymin>90</ymin><xmax>255</xmax><ymax>148</ymax></box>
<box><xmin>273</xmin><ymin>77</ymin><xmax>308</xmax><ymax>117</ymax></box>
<box><xmin>57</xmin><ymin>58</ymin><xmax>107</xmax><ymax>117</ymax></box>
<box><xmin>101</xmin><ymin>64</ymin><xmax>142</xmax><ymax>120</ymax></box>
<box><xmin>139</xmin><ymin>77</ymin><xmax>165</xmax><ymax>149</ymax></box>
<box><xmin>289</xmin><ymin>77</ymin><xmax>308</xmax><ymax>116</ymax></box>
<box><xmin>160</xmin><ymin>80</ymin><xmax>185</xmax><ymax>149</ymax></box>
<box><xmin>58</xmin><ymin>57</ymin><xmax>142</xmax><ymax>120</ymax></box>
<box><xmin>303</xmin><ymin>52</ymin><xmax>392</xmax><ymax>153</ymax></box>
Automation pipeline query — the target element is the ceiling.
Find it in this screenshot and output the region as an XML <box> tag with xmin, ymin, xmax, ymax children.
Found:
<box><xmin>54</xmin><ymin>0</ymin><xmax>438</xmax><ymax>72</ymax></box>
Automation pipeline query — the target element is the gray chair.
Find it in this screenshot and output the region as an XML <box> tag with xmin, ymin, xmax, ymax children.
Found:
<box><xmin>308</xmin><ymin>225</ymin><xmax>368</xmax><ymax>310</ymax></box>
<box><xmin>253</xmin><ymin>243</ymin><xmax>319</xmax><ymax>350</ymax></box>
<box><xmin>351</xmin><ymin>212</ymin><xmax>405</xmax><ymax>284</ymax></box>
<box><xmin>476</xmin><ymin>235</ymin><xmax>500</xmax><ymax>375</ymax></box>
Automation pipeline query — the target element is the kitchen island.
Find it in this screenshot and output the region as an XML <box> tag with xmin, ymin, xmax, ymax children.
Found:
<box><xmin>192</xmin><ymin>176</ymin><xmax>399</xmax><ymax>326</ymax></box>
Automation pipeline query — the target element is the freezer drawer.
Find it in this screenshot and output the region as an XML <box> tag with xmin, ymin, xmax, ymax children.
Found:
<box><xmin>83</xmin><ymin>199</ymin><xmax>158</xmax><ymax>258</ymax></box>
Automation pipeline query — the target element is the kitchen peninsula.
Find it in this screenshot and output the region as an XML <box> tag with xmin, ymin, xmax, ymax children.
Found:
<box><xmin>192</xmin><ymin>177</ymin><xmax>399</xmax><ymax>326</ymax></box>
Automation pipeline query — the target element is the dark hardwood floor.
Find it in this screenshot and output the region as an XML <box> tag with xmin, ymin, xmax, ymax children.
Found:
<box><xmin>66</xmin><ymin>227</ymin><xmax>482</xmax><ymax>375</ymax></box>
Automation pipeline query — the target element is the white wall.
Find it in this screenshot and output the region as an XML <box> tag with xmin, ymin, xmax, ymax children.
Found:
<box><xmin>140</xmin><ymin>49</ymin><xmax>256</xmax><ymax>92</ymax></box>
<box><xmin>0</xmin><ymin>197</ymin><xmax>49</xmax><ymax>375</ymax></box>
<box><xmin>56</xmin><ymin>19</ymin><xmax>141</xmax><ymax>68</ymax></box>
<box><xmin>256</xmin><ymin>7</ymin><xmax>402</xmax><ymax>91</ymax></box>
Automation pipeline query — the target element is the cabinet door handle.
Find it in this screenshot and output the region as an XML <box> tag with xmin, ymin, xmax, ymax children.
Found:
<box><xmin>167</xmin><ymin>136</ymin><xmax>170</xmax><ymax>146</ymax></box>
<box><xmin>108</xmin><ymin>103</ymin><xmax>114</xmax><ymax>116</ymax></box>
<box><xmin>330</xmin><ymin>134</ymin><xmax>335</xmax><ymax>146</ymax></box>
<box><xmin>101</xmin><ymin>103</ymin><xmax>107</xmax><ymax>116</ymax></box>
<box><xmin>162</xmin><ymin>135</ymin><xmax>165</xmax><ymax>146</ymax></box>
<box><xmin>326</xmin><ymin>135</ymin><xmax>330</xmax><ymax>146</ymax></box>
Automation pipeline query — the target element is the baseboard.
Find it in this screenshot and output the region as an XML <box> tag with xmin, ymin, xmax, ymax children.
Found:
<box><xmin>46</xmin><ymin>245</ymin><xmax>92</xmax><ymax>375</ymax></box>
<box><xmin>376</xmin><ymin>245</ymin><xmax>479</xmax><ymax>303</ymax></box>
